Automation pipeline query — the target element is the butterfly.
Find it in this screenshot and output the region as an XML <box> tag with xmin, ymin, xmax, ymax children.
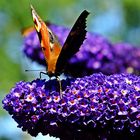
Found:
<box><xmin>30</xmin><ymin>5</ymin><xmax>89</xmax><ymax>78</ymax></box>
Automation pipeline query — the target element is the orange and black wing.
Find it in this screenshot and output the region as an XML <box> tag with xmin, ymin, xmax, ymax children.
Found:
<box><xmin>55</xmin><ymin>10</ymin><xmax>89</xmax><ymax>75</ymax></box>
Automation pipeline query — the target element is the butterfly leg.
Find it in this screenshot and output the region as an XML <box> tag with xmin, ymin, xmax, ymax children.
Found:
<box><xmin>39</xmin><ymin>71</ymin><xmax>47</xmax><ymax>79</ymax></box>
<box><xmin>56</xmin><ymin>76</ymin><xmax>62</xmax><ymax>98</ymax></box>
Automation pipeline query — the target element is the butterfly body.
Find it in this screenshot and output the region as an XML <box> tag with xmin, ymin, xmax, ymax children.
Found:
<box><xmin>47</xmin><ymin>43</ymin><xmax>61</xmax><ymax>76</ymax></box>
<box><xmin>31</xmin><ymin>5</ymin><xmax>89</xmax><ymax>78</ymax></box>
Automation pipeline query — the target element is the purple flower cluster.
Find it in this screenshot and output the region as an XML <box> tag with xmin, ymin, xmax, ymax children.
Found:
<box><xmin>23</xmin><ymin>23</ymin><xmax>140</xmax><ymax>77</ymax></box>
<box><xmin>65</xmin><ymin>32</ymin><xmax>114</xmax><ymax>77</ymax></box>
<box><xmin>2</xmin><ymin>73</ymin><xmax>140</xmax><ymax>139</ymax></box>
<box><xmin>113</xmin><ymin>43</ymin><xmax>140</xmax><ymax>74</ymax></box>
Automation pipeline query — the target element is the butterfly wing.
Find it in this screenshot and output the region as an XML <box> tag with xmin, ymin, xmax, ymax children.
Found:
<box><xmin>31</xmin><ymin>5</ymin><xmax>63</xmax><ymax>76</ymax></box>
<box><xmin>55</xmin><ymin>10</ymin><xmax>89</xmax><ymax>75</ymax></box>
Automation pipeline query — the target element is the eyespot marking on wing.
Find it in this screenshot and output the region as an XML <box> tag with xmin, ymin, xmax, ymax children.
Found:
<box><xmin>31</xmin><ymin>5</ymin><xmax>42</xmax><ymax>32</ymax></box>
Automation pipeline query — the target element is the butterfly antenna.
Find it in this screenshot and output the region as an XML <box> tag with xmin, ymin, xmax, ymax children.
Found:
<box><xmin>25</xmin><ymin>69</ymin><xmax>46</xmax><ymax>72</ymax></box>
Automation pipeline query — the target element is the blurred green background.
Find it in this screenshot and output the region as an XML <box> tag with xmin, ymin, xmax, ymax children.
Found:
<box><xmin>0</xmin><ymin>0</ymin><xmax>140</xmax><ymax>139</ymax></box>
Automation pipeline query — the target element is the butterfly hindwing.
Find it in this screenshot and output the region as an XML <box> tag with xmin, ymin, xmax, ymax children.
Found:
<box><xmin>55</xmin><ymin>10</ymin><xmax>89</xmax><ymax>75</ymax></box>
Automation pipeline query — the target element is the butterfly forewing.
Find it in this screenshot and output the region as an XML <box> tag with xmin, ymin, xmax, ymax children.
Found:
<box><xmin>31</xmin><ymin>5</ymin><xmax>63</xmax><ymax>76</ymax></box>
<box><xmin>55</xmin><ymin>10</ymin><xmax>89</xmax><ymax>75</ymax></box>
